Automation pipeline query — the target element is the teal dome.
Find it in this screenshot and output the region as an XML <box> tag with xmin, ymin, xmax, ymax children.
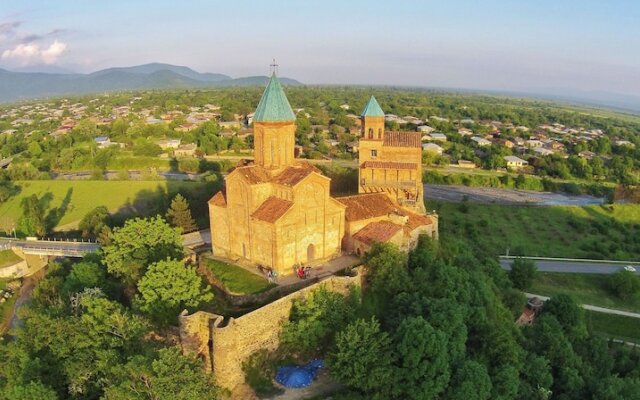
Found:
<box><xmin>253</xmin><ymin>73</ymin><xmax>296</xmax><ymax>122</ymax></box>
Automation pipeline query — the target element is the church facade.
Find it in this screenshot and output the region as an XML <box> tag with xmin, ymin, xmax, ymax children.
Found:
<box><xmin>209</xmin><ymin>74</ymin><xmax>437</xmax><ymax>276</ymax></box>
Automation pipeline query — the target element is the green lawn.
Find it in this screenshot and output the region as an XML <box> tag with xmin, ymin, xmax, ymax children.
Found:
<box><xmin>432</xmin><ymin>200</ymin><xmax>640</xmax><ymax>261</ymax></box>
<box><xmin>586</xmin><ymin>310</ymin><xmax>640</xmax><ymax>345</ymax></box>
<box><xmin>0</xmin><ymin>250</ymin><xmax>21</xmax><ymax>268</ymax></box>
<box><xmin>0</xmin><ymin>180</ymin><xmax>217</xmax><ymax>234</ymax></box>
<box><xmin>530</xmin><ymin>272</ymin><xmax>640</xmax><ymax>313</ymax></box>
<box><xmin>204</xmin><ymin>258</ymin><xmax>275</xmax><ymax>295</ymax></box>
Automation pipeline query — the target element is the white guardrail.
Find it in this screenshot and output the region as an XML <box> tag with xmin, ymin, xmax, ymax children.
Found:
<box><xmin>500</xmin><ymin>255</ymin><xmax>639</xmax><ymax>266</ymax></box>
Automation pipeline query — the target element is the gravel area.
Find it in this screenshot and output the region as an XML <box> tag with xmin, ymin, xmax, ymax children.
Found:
<box><xmin>424</xmin><ymin>184</ymin><xmax>605</xmax><ymax>206</ymax></box>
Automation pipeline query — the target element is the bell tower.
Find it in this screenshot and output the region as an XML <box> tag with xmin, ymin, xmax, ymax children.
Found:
<box><xmin>253</xmin><ymin>71</ymin><xmax>296</xmax><ymax>171</ymax></box>
<box><xmin>360</xmin><ymin>96</ymin><xmax>385</xmax><ymax>141</ymax></box>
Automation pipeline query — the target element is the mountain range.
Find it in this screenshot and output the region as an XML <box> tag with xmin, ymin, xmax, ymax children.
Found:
<box><xmin>0</xmin><ymin>63</ymin><xmax>302</xmax><ymax>102</ymax></box>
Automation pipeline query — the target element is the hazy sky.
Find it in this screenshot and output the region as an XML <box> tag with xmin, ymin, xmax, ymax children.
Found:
<box><xmin>1</xmin><ymin>0</ymin><xmax>639</xmax><ymax>96</ymax></box>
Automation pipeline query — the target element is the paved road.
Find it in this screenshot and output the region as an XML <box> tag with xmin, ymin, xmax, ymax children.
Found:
<box><xmin>500</xmin><ymin>258</ymin><xmax>640</xmax><ymax>275</ymax></box>
<box><xmin>525</xmin><ymin>293</ymin><xmax>640</xmax><ymax>319</ymax></box>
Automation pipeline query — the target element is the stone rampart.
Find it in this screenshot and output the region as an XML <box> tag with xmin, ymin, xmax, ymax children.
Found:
<box><xmin>179</xmin><ymin>268</ymin><xmax>362</xmax><ymax>391</ymax></box>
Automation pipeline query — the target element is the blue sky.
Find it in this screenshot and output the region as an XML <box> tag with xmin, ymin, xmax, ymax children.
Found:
<box><xmin>1</xmin><ymin>0</ymin><xmax>639</xmax><ymax>96</ymax></box>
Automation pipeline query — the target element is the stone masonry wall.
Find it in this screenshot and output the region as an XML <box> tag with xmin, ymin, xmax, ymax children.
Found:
<box><xmin>179</xmin><ymin>269</ymin><xmax>362</xmax><ymax>391</ymax></box>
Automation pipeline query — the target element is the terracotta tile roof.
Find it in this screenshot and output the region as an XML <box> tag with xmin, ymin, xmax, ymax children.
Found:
<box><xmin>337</xmin><ymin>193</ymin><xmax>398</xmax><ymax>221</ymax></box>
<box><xmin>404</xmin><ymin>212</ymin><xmax>432</xmax><ymax>232</ymax></box>
<box><xmin>384</xmin><ymin>131</ymin><xmax>422</xmax><ymax>148</ymax></box>
<box><xmin>362</xmin><ymin>161</ymin><xmax>418</xmax><ymax>170</ymax></box>
<box><xmin>234</xmin><ymin>165</ymin><xmax>271</xmax><ymax>184</ymax></box>
<box><xmin>272</xmin><ymin>163</ymin><xmax>318</xmax><ymax>186</ymax></box>
<box><xmin>402</xmin><ymin>212</ymin><xmax>432</xmax><ymax>235</ymax></box>
<box><xmin>353</xmin><ymin>221</ymin><xmax>402</xmax><ymax>245</ymax></box>
<box><xmin>251</xmin><ymin>197</ymin><xmax>293</xmax><ymax>223</ymax></box>
<box><xmin>209</xmin><ymin>191</ymin><xmax>227</xmax><ymax>207</ymax></box>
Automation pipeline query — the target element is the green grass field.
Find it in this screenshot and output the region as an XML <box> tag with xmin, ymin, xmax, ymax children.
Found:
<box><xmin>0</xmin><ymin>250</ymin><xmax>21</xmax><ymax>268</ymax></box>
<box><xmin>205</xmin><ymin>258</ymin><xmax>275</xmax><ymax>295</ymax></box>
<box><xmin>530</xmin><ymin>272</ymin><xmax>640</xmax><ymax>313</ymax></box>
<box><xmin>586</xmin><ymin>311</ymin><xmax>640</xmax><ymax>345</ymax></box>
<box><xmin>0</xmin><ymin>180</ymin><xmax>217</xmax><ymax>234</ymax></box>
<box><xmin>432</xmin><ymin>200</ymin><xmax>640</xmax><ymax>261</ymax></box>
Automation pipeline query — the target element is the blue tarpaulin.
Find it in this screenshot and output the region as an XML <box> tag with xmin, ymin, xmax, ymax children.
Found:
<box><xmin>275</xmin><ymin>359</ymin><xmax>324</xmax><ymax>388</ymax></box>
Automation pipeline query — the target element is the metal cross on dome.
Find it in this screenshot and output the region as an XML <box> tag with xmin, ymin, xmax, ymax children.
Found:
<box><xmin>270</xmin><ymin>59</ymin><xmax>279</xmax><ymax>75</ymax></box>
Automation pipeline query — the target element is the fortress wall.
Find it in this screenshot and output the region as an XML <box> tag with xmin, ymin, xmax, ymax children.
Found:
<box><xmin>179</xmin><ymin>269</ymin><xmax>362</xmax><ymax>391</ymax></box>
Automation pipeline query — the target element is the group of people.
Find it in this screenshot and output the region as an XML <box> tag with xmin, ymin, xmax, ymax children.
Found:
<box><xmin>296</xmin><ymin>265</ymin><xmax>312</xmax><ymax>280</ymax></box>
<box><xmin>258</xmin><ymin>264</ymin><xmax>313</xmax><ymax>282</ymax></box>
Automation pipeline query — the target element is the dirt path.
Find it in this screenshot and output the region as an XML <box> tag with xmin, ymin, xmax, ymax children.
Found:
<box><xmin>1</xmin><ymin>275</ymin><xmax>38</xmax><ymax>334</ymax></box>
<box><xmin>266</xmin><ymin>371</ymin><xmax>344</xmax><ymax>400</ymax></box>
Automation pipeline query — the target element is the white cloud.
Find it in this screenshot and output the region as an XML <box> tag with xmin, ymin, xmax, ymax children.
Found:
<box><xmin>1</xmin><ymin>40</ymin><xmax>67</xmax><ymax>65</ymax></box>
<box><xmin>41</xmin><ymin>40</ymin><xmax>67</xmax><ymax>64</ymax></box>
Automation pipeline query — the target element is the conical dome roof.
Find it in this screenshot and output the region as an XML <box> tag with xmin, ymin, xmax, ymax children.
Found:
<box><xmin>253</xmin><ymin>73</ymin><xmax>296</xmax><ymax>122</ymax></box>
<box><xmin>361</xmin><ymin>96</ymin><xmax>385</xmax><ymax>117</ymax></box>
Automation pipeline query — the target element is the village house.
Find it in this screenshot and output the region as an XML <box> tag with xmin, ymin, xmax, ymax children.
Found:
<box><xmin>417</xmin><ymin>125</ymin><xmax>435</xmax><ymax>134</ymax></box>
<box><xmin>422</xmin><ymin>143</ymin><xmax>444</xmax><ymax>155</ymax></box>
<box><xmin>471</xmin><ymin>136</ymin><xmax>492</xmax><ymax>147</ymax></box>
<box><xmin>156</xmin><ymin>138</ymin><xmax>181</xmax><ymax>150</ymax></box>
<box><xmin>427</xmin><ymin>132</ymin><xmax>447</xmax><ymax>142</ymax></box>
<box><xmin>174</xmin><ymin>143</ymin><xmax>198</xmax><ymax>157</ymax></box>
<box><xmin>504</xmin><ymin>155</ymin><xmax>529</xmax><ymax>169</ymax></box>
<box><xmin>533</xmin><ymin>147</ymin><xmax>554</xmax><ymax>156</ymax></box>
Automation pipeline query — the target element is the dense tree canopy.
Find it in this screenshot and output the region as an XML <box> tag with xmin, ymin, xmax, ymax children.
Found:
<box><xmin>101</xmin><ymin>216</ymin><xmax>183</xmax><ymax>284</ymax></box>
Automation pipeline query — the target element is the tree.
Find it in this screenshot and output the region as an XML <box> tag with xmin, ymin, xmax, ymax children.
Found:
<box><xmin>609</xmin><ymin>269</ymin><xmax>640</xmax><ymax>300</ymax></box>
<box><xmin>18</xmin><ymin>194</ymin><xmax>47</xmax><ymax>236</ymax></box>
<box><xmin>135</xmin><ymin>259</ymin><xmax>213</xmax><ymax>326</ymax></box>
<box><xmin>542</xmin><ymin>294</ymin><xmax>587</xmax><ymax>340</ymax></box>
<box><xmin>78</xmin><ymin>205</ymin><xmax>110</xmax><ymax>238</ymax></box>
<box><xmin>391</xmin><ymin>316</ymin><xmax>450</xmax><ymax>399</ymax></box>
<box><xmin>281</xmin><ymin>286</ymin><xmax>357</xmax><ymax>355</ymax></box>
<box><xmin>63</xmin><ymin>261</ymin><xmax>107</xmax><ymax>294</ymax></box>
<box><xmin>447</xmin><ymin>360</ymin><xmax>492</xmax><ymax>400</ymax></box>
<box><xmin>104</xmin><ymin>348</ymin><xmax>218</xmax><ymax>400</ymax></box>
<box><xmin>363</xmin><ymin>242</ymin><xmax>411</xmax><ymax>297</ymax></box>
<box><xmin>3</xmin><ymin>381</ymin><xmax>58</xmax><ymax>400</ymax></box>
<box><xmin>102</xmin><ymin>216</ymin><xmax>183</xmax><ymax>284</ymax></box>
<box><xmin>509</xmin><ymin>258</ymin><xmax>537</xmax><ymax>290</ymax></box>
<box><xmin>166</xmin><ymin>194</ymin><xmax>197</xmax><ymax>233</ymax></box>
<box><xmin>329</xmin><ymin>318</ymin><xmax>394</xmax><ymax>396</ymax></box>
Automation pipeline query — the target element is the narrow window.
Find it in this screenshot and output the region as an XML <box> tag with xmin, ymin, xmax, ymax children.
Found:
<box><xmin>270</xmin><ymin>141</ymin><xmax>274</xmax><ymax>164</ymax></box>
<box><xmin>378</xmin><ymin>128</ymin><xmax>382</xmax><ymax>139</ymax></box>
<box><xmin>368</xmin><ymin>128</ymin><xmax>373</xmax><ymax>139</ymax></box>
<box><xmin>371</xmin><ymin>149</ymin><xmax>377</xmax><ymax>157</ymax></box>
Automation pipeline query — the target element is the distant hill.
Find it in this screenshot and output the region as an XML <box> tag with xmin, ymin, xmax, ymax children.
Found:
<box><xmin>0</xmin><ymin>63</ymin><xmax>302</xmax><ymax>102</ymax></box>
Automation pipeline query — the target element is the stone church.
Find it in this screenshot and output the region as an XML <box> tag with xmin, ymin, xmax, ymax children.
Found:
<box><xmin>209</xmin><ymin>74</ymin><xmax>437</xmax><ymax>276</ymax></box>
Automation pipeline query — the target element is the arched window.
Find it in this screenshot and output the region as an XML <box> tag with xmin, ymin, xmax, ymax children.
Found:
<box><xmin>368</xmin><ymin>128</ymin><xmax>373</xmax><ymax>139</ymax></box>
<box><xmin>378</xmin><ymin>128</ymin><xmax>382</xmax><ymax>139</ymax></box>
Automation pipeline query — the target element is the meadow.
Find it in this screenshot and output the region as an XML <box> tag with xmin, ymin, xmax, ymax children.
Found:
<box><xmin>530</xmin><ymin>272</ymin><xmax>640</xmax><ymax>313</ymax></box>
<box><xmin>0</xmin><ymin>180</ymin><xmax>217</xmax><ymax>234</ymax></box>
<box><xmin>0</xmin><ymin>250</ymin><xmax>21</xmax><ymax>268</ymax></box>
<box><xmin>204</xmin><ymin>258</ymin><xmax>274</xmax><ymax>295</ymax></box>
<box><xmin>586</xmin><ymin>311</ymin><xmax>640</xmax><ymax>345</ymax></box>
<box><xmin>432</xmin><ymin>200</ymin><xmax>640</xmax><ymax>261</ymax></box>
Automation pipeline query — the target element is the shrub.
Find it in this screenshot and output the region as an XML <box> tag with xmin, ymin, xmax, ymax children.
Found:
<box><xmin>508</xmin><ymin>258</ymin><xmax>537</xmax><ymax>290</ymax></box>
<box><xmin>609</xmin><ymin>269</ymin><xmax>640</xmax><ymax>300</ymax></box>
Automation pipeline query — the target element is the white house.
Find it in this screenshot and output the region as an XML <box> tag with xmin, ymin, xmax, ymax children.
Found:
<box><xmin>471</xmin><ymin>136</ymin><xmax>492</xmax><ymax>147</ymax></box>
<box><xmin>504</xmin><ymin>155</ymin><xmax>529</xmax><ymax>169</ymax></box>
<box><xmin>428</xmin><ymin>133</ymin><xmax>448</xmax><ymax>142</ymax></box>
<box><xmin>422</xmin><ymin>143</ymin><xmax>444</xmax><ymax>155</ymax></box>
<box><xmin>532</xmin><ymin>147</ymin><xmax>554</xmax><ymax>156</ymax></box>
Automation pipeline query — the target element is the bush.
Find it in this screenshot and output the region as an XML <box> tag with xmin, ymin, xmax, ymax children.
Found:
<box><xmin>508</xmin><ymin>258</ymin><xmax>537</xmax><ymax>290</ymax></box>
<box><xmin>609</xmin><ymin>269</ymin><xmax>640</xmax><ymax>300</ymax></box>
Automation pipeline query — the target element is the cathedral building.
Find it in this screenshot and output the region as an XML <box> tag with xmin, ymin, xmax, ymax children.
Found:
<box><xmin>209</xmin><ymin>74</ymin><xmax>437</xmax><ymax>276</ymax></box>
